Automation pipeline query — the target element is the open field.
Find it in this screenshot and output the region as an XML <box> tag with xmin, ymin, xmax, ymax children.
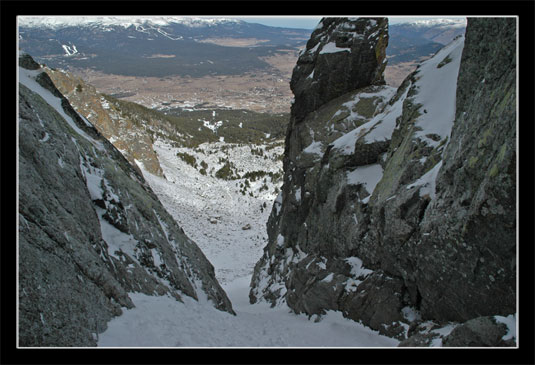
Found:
<box><xmin>384</xmin><ymin>61</ymin><xmax>420</xmax><ymax>87</ymax></box>
<box><xmin>70</xmin><ymin>49</ymin><xmax>300</xmax><ymax>114</ymax></box>
<box><xmin>69</xmin><ymin>49</ymin><xmax>414</xmax><ymax>114</ymax></box>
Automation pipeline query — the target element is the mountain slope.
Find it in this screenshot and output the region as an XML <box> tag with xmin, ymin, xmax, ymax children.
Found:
<box><xmin>18</xmin><ymin>54</ymin><xmax>234</xmax><ymax>347</ymax></box>
<box><xmin>48</xmin><ymin>70</ymin><xmax>289</xmax><ymax>143</ymax></box>
<box><xmin>43</xmin><ymin>67</ymin><xmax>165</xmax><ymax>177</ymax></box>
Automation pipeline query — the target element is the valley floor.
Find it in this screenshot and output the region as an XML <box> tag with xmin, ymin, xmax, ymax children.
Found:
<box><xmin>97</xmin><ymin>138</ymin><xmax>400</xmax><ymax>347</ymax></box>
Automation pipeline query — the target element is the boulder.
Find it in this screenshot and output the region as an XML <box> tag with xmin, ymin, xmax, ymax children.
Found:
<box><xmin>442</xmin><ymin>317</ymin><xmax>513</xmax><ymax>347</ymax></box>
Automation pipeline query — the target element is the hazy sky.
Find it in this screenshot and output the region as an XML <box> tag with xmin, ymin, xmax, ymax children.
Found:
<box><xmin>234</xmin><ymin>16</ymin><xmax>467</xmax><ymax>29</ymax></box>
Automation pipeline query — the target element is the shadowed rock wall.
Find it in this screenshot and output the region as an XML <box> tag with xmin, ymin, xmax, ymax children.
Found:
<box><xmin>18</xmin><ymin>54</ymin><xmax>234</xmax><ymax>347</ymax></box>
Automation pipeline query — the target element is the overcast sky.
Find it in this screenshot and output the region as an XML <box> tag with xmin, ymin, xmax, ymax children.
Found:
<box><xmin>234</xmin><ymin>16</ymin><xmax>467</xmax><ymax>29</ymax></box>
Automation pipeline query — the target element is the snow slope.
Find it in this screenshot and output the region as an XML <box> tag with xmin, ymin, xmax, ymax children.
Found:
<box><xmin>22</xmin><ymin>60</ymin><xmax>397</xmax><ymax>347</ymax></box>
<box><xmin>140</xmin><ymin>139</ymin><xmax>283</xmax><ymax>286</ymax></box>
<box><xmin>100</xmin><ymin>134</ymin><xmax>518</xmax><ymax>347</ymax></box>
<box><xmin>94</xmin><ymin>137</ymin><xmax>403</xmax><ymax>347</ymax></box>
<box><xmin>19</xmin><ymin>67</ymin><xmax>104</xmax><ymax>150</ymax></box>
<box><xmin>97</xmin><ymin>36</ymin><xmax>469</xmax><ymax>345</ymax></box>
<box><xmin>411</xmin><ymin>35</ymin><xmax>465</xmax><ymax>147</ymax></box>
<box><xmin>98</xmin><ymin>276</ymin><xmax>399</xmax><ymax>347</ymax></box>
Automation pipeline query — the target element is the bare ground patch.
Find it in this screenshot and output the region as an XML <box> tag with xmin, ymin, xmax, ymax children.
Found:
<box><xmin>72</xmin><ymin>68</ymin><xmax>294</xmax><ymax>113</ymax></box>
<box><xmin>197</xmin><ymin>38</ymin><xmax>271</xmax><ymax>47</ymax></box>
<box><xmin>69</xmin><ymin>50</ymin><xmax>302</xmax><ymax>113</ymax></box>
<box><xmin>384</xmin><ymin>62</ymin><xmax>420</xmax><ymax>88</ymax></box>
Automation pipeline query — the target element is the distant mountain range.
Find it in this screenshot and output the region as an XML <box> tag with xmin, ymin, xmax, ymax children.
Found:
<box><xmin>387</xmin><ymin>19</ymin><xmax>466</xmax><ymax>64</ymax></box>
<box><xmin>391</xmin><ymin>18</ymin><xmax>467</xmax><ymax>44</ymax></box>
<box><xmin>18</xmin><ymin>16</ymin><xmax>466</xmax><ymax>78</ymax></box>
<box><xmin>18</xmin><ymin>16</ymin><xmax>312</xmax><ymax>77</ymax></box>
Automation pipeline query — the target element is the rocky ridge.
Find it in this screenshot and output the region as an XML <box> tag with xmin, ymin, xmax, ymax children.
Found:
<box><xmin>18</xmin><ymin>54</ymin><xmax>234</xmax><ymax>347</ymax></box>
<box><xmin>43</xmin><ymin>68</ymin><xmax>165</xmax><ymax>177</ymax></box>
<box><xmin>249</xmin><ymin>17</ymin><xmax>516</xmax><ymax>346</ymax></box>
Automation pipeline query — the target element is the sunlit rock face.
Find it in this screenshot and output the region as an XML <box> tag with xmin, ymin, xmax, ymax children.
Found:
<box><xmin>250</xmin><ymin>17</ymin><xmax>516</xmax><ymax>344</ymax></box>
<box><xmin>44</xmin><ymin>68</ymin><xmax>164</xmax><ymax>177</ymax></box>
<box><xmin>18</xmin><ymin>54</ymin><xmax>234</xmax><ymax>347</ymax></box>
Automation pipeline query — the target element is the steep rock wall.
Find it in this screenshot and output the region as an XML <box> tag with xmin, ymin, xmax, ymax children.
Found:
<box><xmin>18</xmin><ymin>54</ymin><xmax>234</xmax><ymax>347</ymax></box>
<box><xmin>249</xmin><ymin>17</ymin><xmax>516</xmax><ymax>344</ymax></box>
<box><xmin>249</xmin><ymin>16</ymin><xmax>401</xmax><ymax>334</ymax></box>
<box><xmin>403</xmin><ymin>17</ymin><xmax>516</xmax><ymax>321</ymax></box>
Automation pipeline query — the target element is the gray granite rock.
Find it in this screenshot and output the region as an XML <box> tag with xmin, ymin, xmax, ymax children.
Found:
<box><xmin>250</xmin><ymin>17</ymin><xmax>516</xmax><ymax>344</ymax></box>
<box><xmin>290</xmin><ymin>17</ymin><xmax>388</xmax><ymax>124</ymax></box>
<box><xmin>442</xmin><ymin>317</ymin><xmax>511</xmax><ymax>347</ymax></box>
<box><xmin>18</xmin><ymin>56</ymin><xmax>234</xmax><ymax>347</ymax></box>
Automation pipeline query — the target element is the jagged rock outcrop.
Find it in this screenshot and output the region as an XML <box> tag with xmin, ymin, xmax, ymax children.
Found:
<box><xmin>249</xmin><ymin>16</ymin><xmax>403</xmax><ymax>337</ymax></box>
<box><xmin>43</xmin><ymin>68</ymin><xmax>164</xmax><ymax>177</ymax></box>
<box><xmin>291</xmin><ymin>17</ymin><xmax>388</xmax><ymax>124</ymax></box>
<box><xmin>249</xmin><ymin>17</ymin><xmax>516</xmax><ymax>345</ymax></box>
<box><xmin>18</xmin><ymin>53</ymin><xmax>234</xmax><ymax>347</ymax></box>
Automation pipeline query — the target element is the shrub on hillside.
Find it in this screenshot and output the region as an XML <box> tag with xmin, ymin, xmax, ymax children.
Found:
<box><xmin>215</xmin><ymin>161</ymin><xmax>238</xmax><ymax>180</ymax></box>
<box><xmin>177</xmin><ymin>152</ymin><xmax>197</xmax><ymax>168</ymax></box>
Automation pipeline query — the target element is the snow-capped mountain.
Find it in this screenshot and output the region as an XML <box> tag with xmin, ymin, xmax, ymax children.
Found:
<box><xmin>18</xmin><ymin>16</ymin><xmax>243</xmax><ymax>29</ymax></box>
<box><xmin>399</xmin><ymin>18</ymin><xmax>467</xmax><ymax>29</ymax></box>
<box><xmin>390</xmin><ymin>18</ymin><xmax>467</xmax><ymax>45</ymax></box>
<box><xmin>387</xmin><ymin>18</ymin><xmax>466</xmax><ymax>65</ymax></box>
<box><xmin>18</xmin><ymin>16</ymin><xmax>467</xmax><ymax>79</ymax></box>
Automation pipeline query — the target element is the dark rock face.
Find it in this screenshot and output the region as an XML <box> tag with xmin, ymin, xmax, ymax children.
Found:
<box><xmin>18</xmin><ymin>56</ymin><xmax>234</xmax><ymax>347</ymax></box>
<box><xmin>290</xmin><ymin>17</ymin><xmax>388</xmax><ymax>124</ymax></box>
<box><xmin>250</xmin><ymin>17</ymin><xmax>516</xmax><ymax>346</ymax></box>
<box><xmin>249</xmin><ymin>17</ymin><xmax>402</xmax><ymax>337</ymax></box>
<box><xmin>19</xmin><ymin>52</ymin><xmax>41</xmax><ymax>70</ymax></box>
<box><xmin>410</xmin><ymin>18</ymin><xmax>517</xmax><ymax>322</ymax></box>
